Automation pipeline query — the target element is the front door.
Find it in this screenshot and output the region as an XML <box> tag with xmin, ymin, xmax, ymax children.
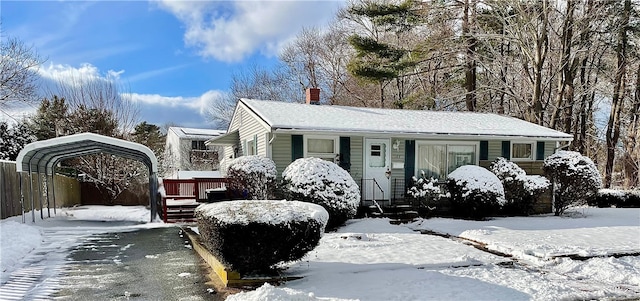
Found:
<box><xmin>364</xmin><ymin>138</ymin><xmax>391</xmax><ymax>201</ymax></box>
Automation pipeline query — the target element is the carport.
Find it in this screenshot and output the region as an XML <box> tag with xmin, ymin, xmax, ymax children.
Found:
<box><xmin>15</xmin><ymin>132</ymin><xmax>160</xmax><ymax>222</ymax></box>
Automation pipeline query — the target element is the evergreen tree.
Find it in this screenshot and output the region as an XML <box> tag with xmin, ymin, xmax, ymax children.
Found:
<box><xmin>30</xmin><ymin>96</ymin><xmax>69</xmax><ymax>140</ymax></box>
<box><xmin>0</xmin><ymin>120</ymin><xmax>36</xmax><ymax>161</ymax></box>
<box><xmin>345</xmin><ymin>0</ymin><xmax>421</xmax><ymax>108</ymax></box>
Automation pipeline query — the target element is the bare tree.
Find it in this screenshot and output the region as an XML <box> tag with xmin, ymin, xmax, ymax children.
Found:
<box><xmin>0</xmin><ymin>36</ymin><xmax>44</xmax><ymax>104</ymax></box>
<box><xmin>604</xmin><ymin>0</ymin><xmax>632</xmax><ymax>188</ymax></box>
<box><xmin>206</xmin><ymin>92</ymin><xmax>237</xmax><ymax>130</ymax></box>
<box><xmin>47</xmin><ymin>72</ymin><xmax>139</xmax><ymax>135</ymax></box>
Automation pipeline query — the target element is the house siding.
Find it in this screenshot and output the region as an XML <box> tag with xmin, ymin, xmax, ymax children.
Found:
<box><xmin>390</xmin><ymin>138</ymin><xmax>406</xmax><ymax>200</ymax></box>
<box><xmin>235</xmin><ymin>106</ymin><xmax>270</xmax><ymax>156</ymax></box>
<box><xmin>271</xmin><ymin>134</ymin><xmax>292</xmax><ymax>179</ymax></box>
<box><xmin>350</xmin><ymin>136</ymin><xmax>364</xmax><ymax>184</ymax></box>
<box><xmin>487</xmin><ymin>140</ymin><xmax>503</xmax><ymax>161</ymax></box>
<box><xmin>545</xmin><ymin>141</ymin><xmax>556</xmax><ymax>158</ymax></box>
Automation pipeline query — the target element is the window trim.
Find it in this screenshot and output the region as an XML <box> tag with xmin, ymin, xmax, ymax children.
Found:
<box><xmin>511</xmin><ymin>141</ymin><xmax>535</xmax><ymax>161</ymax></box>
<box><xmin>304</xmin><ymin>135</ymin><xmax>339</xmax><ymax>160</ymax></box>
<box><xmin>414</xmin><ymin>140</ymin><xmax>480</xmax><ymax>179</ymax></box>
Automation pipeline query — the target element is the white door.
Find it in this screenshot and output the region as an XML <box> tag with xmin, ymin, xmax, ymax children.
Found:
<box><xmin>364</xmin><ymin>138</ymin><xmax>391</xmax><ymax>201</ymax></box>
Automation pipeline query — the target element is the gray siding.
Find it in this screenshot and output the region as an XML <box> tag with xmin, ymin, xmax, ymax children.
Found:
<box><xmin>233</xmin><ymin>106</ymin><xmax>270</xmax><ymax>156</ymax></box>
<box><xmin>390</xmin><ymin>138</ymin><xmax>406</xmax><ymax>199</ymax></box>
<box><xmin>350</xmin><ymin>136</ymin><xmax>364</xmax><ymax>182</ymax></box>
<box><xmin>488</xmin><ymin>140</ymin><xmax>502</xmax><ymax>160</ymax></box>
<box><xmin>544</xmin><ymin>141</ymin><xmax>556</xmax><ymax>158</ymax></box>
<box><xmin>271</xmin><ymin>134</ymin><xmax>292</xmax><ymax>179</ymax></box>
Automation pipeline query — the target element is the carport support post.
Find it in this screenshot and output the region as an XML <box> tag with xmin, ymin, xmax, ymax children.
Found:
<box><xmin>52</xmin><ymin>169</ymin><xmax>57</xmax><ymax>215</ymax></box>
<box><xmin>19</xmin><ymin>172</ymin><xmax>25</xmax><ymax>223</ymax></box>
<box><xmin>28</xmin><ymin>167</ymin><xmax>35</xmax><ymax>223</ymax></box>
<box><xmin>45</xmin><ymin>173</ymin><xmax>51</xmax><ymax>218</ymax></box>
<box><xmin>149</xmin><ymin>172</ymin><xmax>158</xmax><ymax>222</ymax></box>
<box><xmin>37</xmin><ymin>166</ymin><xmax>43</xmax><ymax>220</ymax></box>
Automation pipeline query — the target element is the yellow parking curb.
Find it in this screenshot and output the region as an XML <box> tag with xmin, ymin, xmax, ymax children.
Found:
<box><xmin>181</xmin><ymin>227</ymin><xmax>303</xmax><ymax>288</ymax></box>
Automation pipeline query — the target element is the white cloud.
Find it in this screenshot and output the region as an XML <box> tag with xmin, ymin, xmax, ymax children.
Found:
<box><xmin>38</xmin><ymin>63</ymin><xmax>124</xmax><ymax>86</ymax></box>
<box><xmin>156</xmin><ymin>0</ymin><xmax>345</xmax><ymax>62</ymax></box>
<box><xmin>124</xmin><ymin>89</ymin><xmax>224</xmax><ymax>115</ymax></box>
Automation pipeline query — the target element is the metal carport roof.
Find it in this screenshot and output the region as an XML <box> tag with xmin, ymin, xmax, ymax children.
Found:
<box><xmin>15</xmin><ymin>133</ymin><xmax>160</xmax><ymax>222</ymax></box>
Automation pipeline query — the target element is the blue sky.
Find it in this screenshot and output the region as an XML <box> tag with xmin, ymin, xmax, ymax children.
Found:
<box><xmin>1</xmin><ymin>0</ymin><xmax>345</xmax><ymax>129</ymax></box>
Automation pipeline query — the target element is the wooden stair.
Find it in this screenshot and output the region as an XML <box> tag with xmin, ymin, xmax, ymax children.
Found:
<box><xmin>164</xmin><ymin>202</ymin><xmax>199</xmax><ymax>223</ymax></box>
<box><xmin>360</xmin><ymin>203</ymin><xmax>420</xmax><ymax>224</ymax></box>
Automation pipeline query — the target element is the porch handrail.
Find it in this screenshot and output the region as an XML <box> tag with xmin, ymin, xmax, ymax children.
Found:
<box><xmin>362</xmin><ymin>178</ymin><xmax>384</xmax><ymax>214</ymax></box>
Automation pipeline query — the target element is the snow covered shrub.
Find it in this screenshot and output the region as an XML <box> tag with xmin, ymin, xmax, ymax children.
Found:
<box><xmin>594</xmin><ymin>189</ymin><xmax>640</xmax><ymax>208</ymax></box>
<box><xmin>626</xmin><ymin>190</ymin><xmax>640</xmax><ymax>208</ymax></box>
<box><xmin>593</xmin><ymin>189</ymin><xmax>626</xmax><ymax>207</ymax></box>
<box><xmin>281</xmin><ymin>157</ymin><xmax>360</xmax><ymax>229</ymax></box>
<box><xmin>226</xmin><ymin>155</ymin><xmax>277</xmax><ymax>200</ymax></box>
<box><xmin>490</xmin><ymin>157</ymin><xmax>550</xmax><ymax>215</ymax></box>
<box><xmin>407</xmin><ymin>171</ymin><xmax>441</xmax><ymax>213</ymax></box>
<box><xmin>195</xmin><ymin>200</ymin><xmax>328</xmax><ymax>275</ymax></box>
<box><xmin>446</xmin><ymin>165</ymin><xmax>505</xmax><ymax>219</ymax></box>
<box><xmin>543</xmin><ymin>151</ymin><xmax>602</xmax><ymax>216</ymax></box>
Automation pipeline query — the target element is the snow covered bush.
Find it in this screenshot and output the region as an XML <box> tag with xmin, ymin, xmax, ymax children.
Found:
<box><xmin>594</xmin><ymin>189</ymin><xmax>640</xmax><ymax>208</ymax></box>
<box><xmin>407</xmin><ymin>171</ymin><xmax>441</xmax><ymax>212</ymax></box>
<box><xmin>490</xmin><ymin>157</ymin><xmax>551</xmax><ymax>215</ymax></box>
<box><xmin>593</xmin><ymin>189</ymin><xmax>626</xmax><ymax>208</ymax></box>
<box><xmin>446</xmin><ymin>165</ymin><xmax>505</xmax><ymax>219</ymax></box>
<box><xmin>226</xmin><ymin>155</ymin><xmax>277</xmax><ymax>200</ymax></box>
<box><xmin>195</xmin><ymin>200</ymin><xmax>328</xmax><ymax>275</ymax></box>
<box><xmin>281</xmin><ymin>157</ymin><xmax>360</xmax><ymax>229</ymax></box>
<box><xmin>543</xmin><ymin>151</ymin><xmax>602</xmax><ymax>216</ymax></box>
<box><xmin>626</xmin><ymin>190</ymin><xmax>640</xmax><ymax>208</ymax></box>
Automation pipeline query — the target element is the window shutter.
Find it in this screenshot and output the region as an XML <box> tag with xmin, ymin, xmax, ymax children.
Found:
<box><xmin>339</xmin><ymin>137</ymin><xmax>351</xmax><ymax>171</ymax></box>
<box><xmin>480</xmin><ymin>141</ymin><xmax>488</xmax><ymax>161</ymax></box>
<box><xmin>501</xmin><ymin>141</ymin><xmax>511</xmax><ymax>159</ymax></box>
<box><xmin>536</xmin><ymin>141</ymin><xmax>545</xmax><ymax>160</ymax></box>
<box><xmin>404</xmin><ymin>140</ymin><xmax>415</xmax><ymax>188</ymax></box>
<box><xmin>291</xmin><ymin>135</ymin><xmax>303</xmax><ymax>161</ymax></box>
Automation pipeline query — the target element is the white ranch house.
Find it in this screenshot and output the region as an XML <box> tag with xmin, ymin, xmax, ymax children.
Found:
<box><xmin>207</xmin><ymin>93</ymin><xmax>572</xmax><ymax>205</ymax></box>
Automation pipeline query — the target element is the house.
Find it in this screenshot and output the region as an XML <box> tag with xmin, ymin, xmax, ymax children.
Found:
<box><xmin>207</xmin><ymin>89</ymin><xmax>572</xmax><ymax>205</ymax></box>
<box><xmin>164</xmin><ymin>127</ymin><xmax>226</xmax><ymax>178</ymax></box>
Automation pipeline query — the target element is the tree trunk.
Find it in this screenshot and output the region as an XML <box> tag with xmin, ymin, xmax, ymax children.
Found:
<box><xmin>604</xmin><ymin>0</ymin><xmax>630</xmax><ymax>188</ymax></box>
<box><xmin>531</xmin><ymin>0</ymin><xmax>549</xmax><ymax>125</ymax></box>
<box><xmin>550</xmin><ymin>0</ymin><xmax>575</xmax><ymax>132</ymax></box>
<box><xmin>463</xmin><ymin>0</ymin><xmax>477</xmax><ymax>111</ymax></box>
<box><xmin>623</xmin><ymin>64</ymin><xmax>640</xmax><ymax>188</ymax></box>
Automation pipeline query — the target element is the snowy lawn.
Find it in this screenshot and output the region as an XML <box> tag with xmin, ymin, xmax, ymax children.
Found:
<box><xmin>408</xmin><ymin>207</ymin><xmax>640</xmax><ymax>260</ymax></box>
<box><xmin>2</xmin><ymin>206</ymin><xmax>639</xmax><ymax>301</ymax></box>
<box><xmin>232</xmin><ymin>208</ymin><xmax>640</xmax><ymax>301</ymax></box>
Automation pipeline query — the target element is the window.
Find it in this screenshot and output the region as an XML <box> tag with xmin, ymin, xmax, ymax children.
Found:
<box><xmin>245</xmin><ymin>139</ymin><xmax>256</xmax><ymax>155</ymax></box>
<box><xmin>305</xmin><ymin>136</ymin><xmax>338</xmax><ymax>160</ymax></box>
<box><xmin>191</xmin><ymin>140</ymin><xmax>206</xmax><ymax>150</ymax></box>
<box><xmin>512</xmin><ymin>143</ymin><xmax>534</xmax><ymax>160</ymax></box>
<box><xmin>416</xmin><ymin>142</ymin><xmax>477</xmax><ymax>179</ymax></box>
<box><xmin>368</xmin><ymin>143</ymin><xmax>386</xmax><ymax>167</ymax></box>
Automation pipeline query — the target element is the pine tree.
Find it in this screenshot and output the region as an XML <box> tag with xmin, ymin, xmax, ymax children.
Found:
<box><xmin>0</xmin><ymin>120</ymin><xmax>36</xmax><ymax>161</ymax></box>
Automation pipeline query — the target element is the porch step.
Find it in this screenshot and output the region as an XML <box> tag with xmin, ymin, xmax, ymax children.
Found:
<box><xmin>164</xmin><ymin>204</ymin><xmax>199</xmax><ymax>223</ymax></box>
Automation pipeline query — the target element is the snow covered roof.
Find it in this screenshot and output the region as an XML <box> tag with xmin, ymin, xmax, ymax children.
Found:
<box><xmin>240</xmin><ymin>99</ymin><xmax>573</xmax><ymax>140</ymax></box>
<box><xmin>168</xmin><ymin>127</ymin><xmax>225</xmax><ymax>140</ymax></box>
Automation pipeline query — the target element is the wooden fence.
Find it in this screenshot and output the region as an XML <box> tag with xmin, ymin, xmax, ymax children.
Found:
<box><xmin>0</xmin><ymin>160</ymin><xmax>81</xmax><ymax>220</ymax></box>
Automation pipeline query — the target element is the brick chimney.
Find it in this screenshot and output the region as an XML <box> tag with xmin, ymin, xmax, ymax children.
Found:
<box><xmin>306</xmin><ymin>88</ymin><xmax>320</xmax><ymax>105</ymax></box>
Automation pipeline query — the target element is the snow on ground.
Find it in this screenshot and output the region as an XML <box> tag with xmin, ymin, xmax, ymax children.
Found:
<box><xmin>1</xmin><ymin>206</ymin><xmax>639</xmax><ymax>301</ymax></box>
<box><xmin>238</xmin><ymin>208</ymin><xmax>640</xmax><ymax>301</ymax></box>
<box><xmin>407</xmin><ymin>207</ymin><xmax>640</xmax><ymax>260</ymax></box>
<box><xmin>0</xmin><ymin>206</ymin><xmax>168</xmax><ymax>299</ymax></box>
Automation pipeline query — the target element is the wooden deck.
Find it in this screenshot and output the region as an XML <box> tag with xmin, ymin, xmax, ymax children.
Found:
<box><xmin>161</xmin><ymin>178</ymin><xmax>228</xmax><ymax>223</ymax></box>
